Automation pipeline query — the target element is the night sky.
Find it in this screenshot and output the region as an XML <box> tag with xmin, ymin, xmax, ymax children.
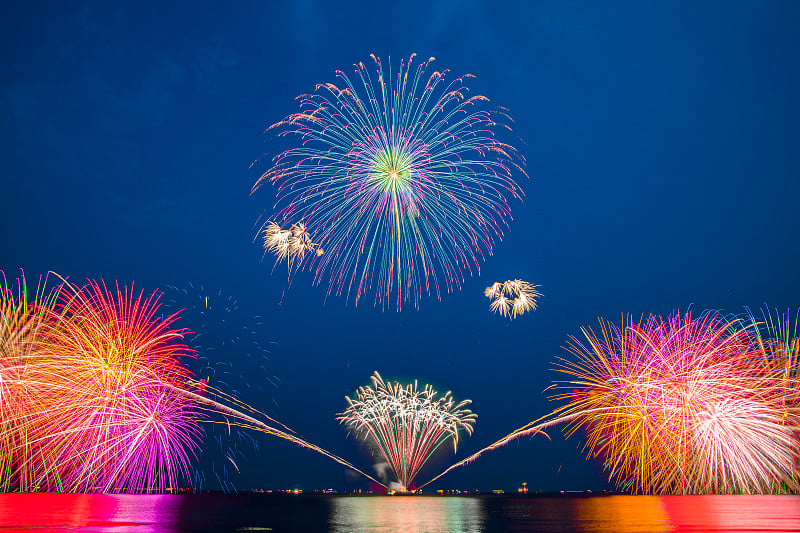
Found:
<box><xmin>2</xmin><ymin>1</ymin><xmax>799</xmax><ymax>492</ymax></box>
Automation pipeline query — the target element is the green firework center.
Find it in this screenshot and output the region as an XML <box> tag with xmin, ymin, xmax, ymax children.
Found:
<box><xmin>370</xmin><ymin>147</ymin><xmax>414</xmax><ymax>193</ymax></box>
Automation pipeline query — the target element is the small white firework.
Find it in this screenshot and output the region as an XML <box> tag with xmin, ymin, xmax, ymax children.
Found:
<box><xmin>485</xmin><ymin>279</ymin><xmax>541</xmax><ymax>319</ymax></box>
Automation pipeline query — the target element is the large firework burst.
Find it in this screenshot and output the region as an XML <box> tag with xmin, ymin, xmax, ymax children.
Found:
<box><xmin>423</xmin><ymin>309</ymin><xmax>800</xmax><ymax>494</ymax></box>
<box><xmin>0</xmin><ymin>272</ymin><xmax>62</xmax><ymax>491</ymax></box>
<box><xmin>551</xmin><ymin>311</ymin><xmax>800</xmax><ymax>494</ymax></box>
<box><xmin>338</xmin><ymin>372</ymin><xmax>476</xmax><ymax>491</ymax></box>
<box><xmin>254</xmin><ymin>54</ymin><xmax>526</xmax><ymax>310</ymax></box>
<box><xmin>1</xmin><ymin>272</ymin><xmax>386</xmax><ymax>493</ymax></box>
<box><xmin>24</xmin><ymin>278</ymin><xmax>203</xmax><ymax>493</ymax></box>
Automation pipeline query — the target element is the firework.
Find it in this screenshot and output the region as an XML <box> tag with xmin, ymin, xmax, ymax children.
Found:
<box><xmin>338</xmin><ymin>372</ymin><xmax>476</xmax><ymax>492</ymax></box>
<box><xmin>489</xmin><ymin>293</ymin><xmax>512</xmax><ymax>318</ymax></box>
<box><xmin>483</xmin><ymin>282</ymin><xmax>503</xmax><ymax>300</ymax></box>
<box><xmin>0</xmin><ymin>272</ymin><xmax>62</xmax><ymax>490</ymax></box>
<box><xmin>163</xmin><ymin>283</ymin><xmax>279</xmax><ymax>399</ymax></box>
<box><xmin>749</xmin><ymin>307</ymin><xmax>800</xmax><ymax>403</ymax></box>
<box><xmin>254</xmin><ymin>54</ymin><xmax>526</xmax><ymax>310</ymax></box>
<box><xmin>263</xmin><ymin>221</ymin><xmax>324</xmax><ymax>272</ymax></box>
<box><xmin>550</xmin><ymin>311</ymin><xmax>800</xmax><ymax>493</ymax></box>
<box><xmin>1</xmin><ymin>274</ymin><xmax>386</xmax><ymax>493</ymax></box>
<box><xmin>163</xmin><ymin>283</ymin><xmax>280</xmax><ymax>491</ymax></box>
<box><xmin>423</xmin><ymin>310</ymin><xmax>800</xmax><ymax>494</ymax></box>
<box><xmin>263</xmin><ymin>222</ymin><xmax>293</xmax><ymax>260</ymax></box>
<box><xmin>427</xmin><ymin>311</ymin><xmax>800</xmax><ymax>493</ymax></box>
<box><xmin>21</xmin><ymin>278</ymin><xmax>203</xmax><ymax>493</ymax></box>
<box><xmin>747</xmin><ymin>307</ymin><xmax>800</xmax><ymax>487</ymax></box>
<box><xmin>485</xmin><ymin>279</ymin><xmax>540</xmax><ymax>319</ymax></box>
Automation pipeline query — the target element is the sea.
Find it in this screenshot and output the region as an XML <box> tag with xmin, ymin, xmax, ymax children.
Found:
<box><xmin>0</xmin><ymin>493</ymin><xmax>798</xmax><ymax>532</ymax></box>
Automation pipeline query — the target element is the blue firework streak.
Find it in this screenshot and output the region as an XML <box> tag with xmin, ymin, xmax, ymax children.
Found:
<box><xmin>254</xmin><ymin>54</ymin><xmax>527</xmax><ymax>310</ymax></box>
<box><xmin>163</xmin><ymin>283</ymin><xmax>278</xmax><ymax>491</ymax></box>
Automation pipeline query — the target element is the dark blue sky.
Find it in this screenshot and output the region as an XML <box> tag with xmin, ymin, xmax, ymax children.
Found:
<box><xmin>2</xmin><ymin>1</ymin><xmax>799</xmax><ymax>492</ymax></box>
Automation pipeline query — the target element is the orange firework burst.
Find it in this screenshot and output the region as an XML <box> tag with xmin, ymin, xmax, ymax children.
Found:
<box><xmin>0</xmin><ymin>272</ymin><xmax>63</xmax><ymax>490</ymax></box>
<box><xmin>21</xmin><ymin>278</ymin><xmax>203</xmax><ymax>492</ymax></box>
<box><xmin>551</xmin><ymin>311</ymin><xmax>800</xmax><ymax>494</ymax></box>
<box><xmin>424</xmin><ymin>309</ymin><xmax>800</xmax><ymax>494</ymax></box>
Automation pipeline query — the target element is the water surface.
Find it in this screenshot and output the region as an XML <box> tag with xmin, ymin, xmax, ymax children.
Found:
<box><xmin>1</xmin><ymin>493</ymin><xmax>798</xmax><ymax>532</ymax></box>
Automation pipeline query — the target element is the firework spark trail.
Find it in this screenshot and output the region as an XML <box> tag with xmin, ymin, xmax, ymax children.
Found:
<box><xmin>749</xmin><ymin>306</ymin><xmax>800</xmax><ymax>398</ymax></box>
<box><xmin>0</xmin><ymin>271</ymin><xmax>64</xmax><ymax>490</ymax></box>
<box><xmin>166</xmin><ymin>383</ymin><xmax>387</xmax><ymax>488</ymax></box>
<box><xmin>417</xmin><ymin>407</ymin><xmax>617</xmax><ymax>489</ymax></box>
<box><xmin>338</xmin><ymin>372</ymin><xmax>475</xmax><ymax>491</ymax></box>
<box><xmin>161</xmin><ymin>281</ymin><xmax>365</xmax><ymax>484</ymax></box>
<box><xmin>254</xmin><ymin>54</ymin><xmax>526</xmax><ymax>310</ymax></box>
<box><xmin>163</xmin><ymin>283</ymin><xmax>287</xmax><ymax>490</ymax></box>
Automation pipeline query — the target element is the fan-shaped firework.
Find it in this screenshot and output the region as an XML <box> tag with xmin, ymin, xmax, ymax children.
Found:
<box><xmin>485</xmin><ymin>279</ymin><xmax>540</xmax><ymax>318</ymax></box>
<box><xmin>254</xmin><ymin>54</ymin><xmax>526</xmax><ymax>310</ymax></box>
<box><xmin>551</xmin><ymin>311</ymin><xmax>800</xmax><ymax>494</ymax></box>
<box><xmin>338</xmin><ymin>372</ymin><xmax>476</xmax><ymax>492</ymax></box>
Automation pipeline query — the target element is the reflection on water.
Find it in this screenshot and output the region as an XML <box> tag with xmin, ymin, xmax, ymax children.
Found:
<box><xmin>330</xmin><ymin>495</ymin><xmax>484</xmax><ymax>533</ymax></box>
<box><xmin>659</xmin><ymin>495</ymin><xmax>800</xmax><ymax>533</ymax></box>
<box><xmin>329</xmin><ymin>495</ymin><xmax>800</xmax><ymax>533</ymax></box>
<box><xmin>572</xmin><ymin>495</ymin><xmax>800</xmax><ymax>532</ymax></box>
<box><xmin>573</xmin><ymin>496</ymin><xmax>670</xmax><ymax>531</ymax></box>
<box><xmin>0</xmin><ymin>493</ymin><xmax>182</xmax><ymax>532</ymax></box>
<box><xmin>0</xmin><ymin>493</ymin><xmax>798</xmax><ymax>532</ymax></box>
